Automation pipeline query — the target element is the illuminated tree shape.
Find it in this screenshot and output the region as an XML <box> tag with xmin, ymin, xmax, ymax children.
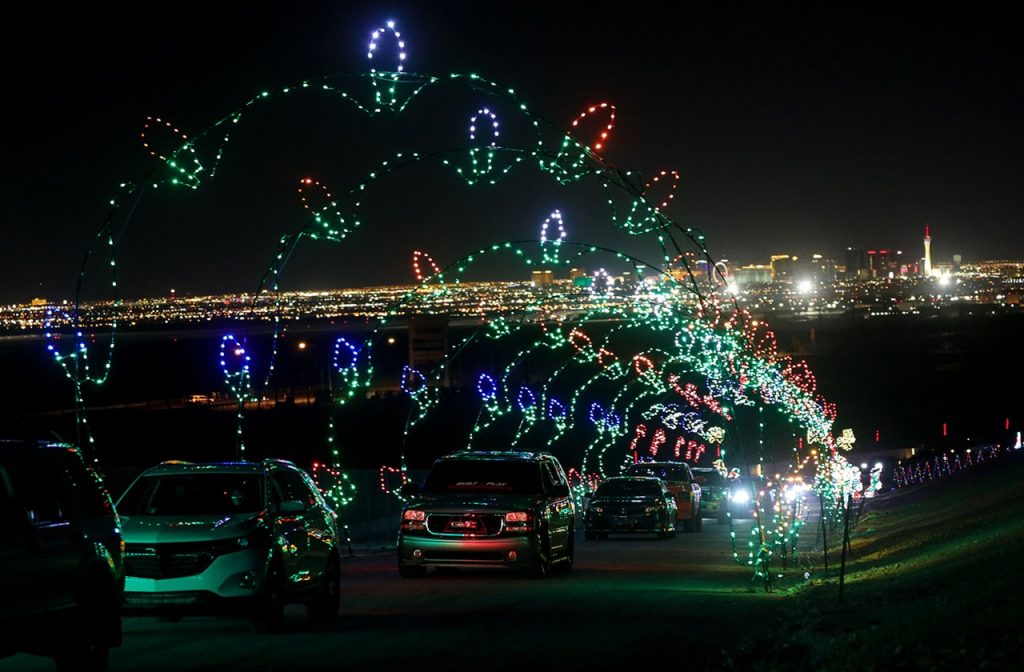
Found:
<box><xmin>297</xmin><ymin>177</ymin><xmax>352</xmax><ymax>242</ymax></box>
<box><xmin>368</xmin><ymin>19</ymin><xmax>419</xmax><ymax>112</ymax></box>
<box><xmin>411</xmin><ymin>250</ymin><xmax>442</xmax><ymax>283</ymax></box>
<box><xmin>516</xmin><ymin>385</ymin><xmax>537</xmax><ymax>414</ymax></box>
<box><xmin>469</xmin><ymin>107</ymin><xmax>499</xmax><ymax>146</ymax></box>
<box><xmin>570</xmin><ymin>102</ymin><xmax>616</xmax><ymax>154</ymax></box>
<box><xmin>311</xmin><ymin>461</ymin><xmax>357</xmax><ymax>510</ymax></box>
<box><xmin>141</xmin><ymin>116</ymin><xmax>203</xmax><ymax>188</ymax></box>
<box><xmin>368</xmin><ymin>20</ymin><xmax>407</xmax><ymax>73</ymax></box>
<box><xmin>538</xmin><ymin>209</ymin><xmax>566</xmax><ymax>265</ymax></box>
<box><xmin>378</xmin><ymin>464</ymin><xmax>410</xmax><ymax>498</ymax></box>
<box><xmin>590</xmin><ymin>268</ymin><xmax>614</xmax><ymax>296</ymax></box>
<box><xmin>400</xmin><ymin>364</ymin><xmax>426</xmax><ymax>396</ymax></box>
<box><xmin>539</xmin><ymin>102</ymin><xmax>617</xmax><ymax>185</ymax></box>
<box><xmin>331</xmin><ymin>336</ymin><xmax>370</xmax><ymax>404</ymax></box>
<box><xmin>219</xmin><ymin>334</ymin><xmax>255</xmax><ymax>459</ymax></box>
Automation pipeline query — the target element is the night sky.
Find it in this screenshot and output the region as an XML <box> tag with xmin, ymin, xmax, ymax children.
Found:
<box><xmin>3</xmin><ymin>2</ymin><xmax>1022</xmax><ymax>303</ymax></box>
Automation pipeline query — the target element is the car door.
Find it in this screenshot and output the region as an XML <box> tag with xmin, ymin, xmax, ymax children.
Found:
<box><xmin>293</xmin><ymin>469</ymin><xmax>333</xmax><ymax>578</ymax></box>
<box><xmin>2</xmin><ymin>453</ymin><xmax>82</xmax><ymax>615</ymax></box>
<box><xmin>541</xmin><ymin>460</ymin><xmax>572</xmax><ymax>553</ymax></box>
<box><xmin>269</xmin><ymin>469</ymin><xmax>310</xmax><ymax>593</ymax></box>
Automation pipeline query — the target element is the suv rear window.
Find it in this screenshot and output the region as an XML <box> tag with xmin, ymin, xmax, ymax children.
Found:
<box><xmin>119</xmin><ymin>474</ymin><xmax>264</xmax><ymax>516</ymax></box>
<box><xmin>625</xmin><ymin>464</ymin><xmax>690</xmax><ymax>481</ymax></box>
<box><xmin>423</xmin><ymin>460</ymin><xmax>542</xmax><ymax>494</ymax></box>
<box><xmin>692</xmin><ymin>470</ymin><xmax>726</xmax><ymax>487</ymax></box>
<box><xmin>596</xmin><ymin>479</ymin><xmax>661</xmax><ymax>497</ymax></box>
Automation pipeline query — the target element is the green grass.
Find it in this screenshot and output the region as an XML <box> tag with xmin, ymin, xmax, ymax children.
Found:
<box><xmin>723</xmin><ymin>452</ymin><xmax>1024</xmax><ymax>671</ymax></box>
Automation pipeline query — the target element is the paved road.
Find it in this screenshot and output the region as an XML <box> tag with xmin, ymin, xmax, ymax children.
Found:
<box><xmin>8</xmin><ymin>515</ymin><xmax>814</xmax><ymax>671</ymax></box>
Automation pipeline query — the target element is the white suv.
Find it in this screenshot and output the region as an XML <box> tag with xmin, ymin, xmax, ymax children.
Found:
<box><xmin>117</xmin><ymin>459</ymin><xmax>340</xmax><ymax>629</ymax></box>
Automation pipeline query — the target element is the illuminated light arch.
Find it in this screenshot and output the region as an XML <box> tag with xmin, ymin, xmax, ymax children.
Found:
<box><xmin>52</xmin><ymin>22</ymin><xmax>853</xmax><ymax>591</ymax></box>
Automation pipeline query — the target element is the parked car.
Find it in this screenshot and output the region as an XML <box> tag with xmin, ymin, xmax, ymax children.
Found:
<box><xmin>623</xmin><ymin>460</ymin><xmax>703</xmax><ymax>532</ymax></box>
<box><xmin>398</xmin><ymin>450</ymin><xmax>575</xmax><ymax>578</ymax></box>
<box><xmin>691</xmin><ymin>466</ymin><xmax>730</xmax><ymax>523</ymax></box>
<box><xmin>116</xmin><ymin>459</ymin><xmax>341</xmax><ymax>630</ymax></box>
<box><xmin>584</xmin><ymin>476</ymin><xmax>677</xmax><ymax>539</ymax></box>
<box><xmin>0</xmin><ymin>439</ymin><xmax>124</xmax><ymax>671</ymax></box>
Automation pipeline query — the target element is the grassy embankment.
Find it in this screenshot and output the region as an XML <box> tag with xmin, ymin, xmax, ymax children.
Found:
<box><xmin>731</xmin><ymin>451</ymin><xmax>1024</xmax><ymax>670</ymax></box>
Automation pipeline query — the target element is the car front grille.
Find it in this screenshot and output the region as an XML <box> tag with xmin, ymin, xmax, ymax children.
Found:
<box><xmin>124</xmin><ymin>543</ymin><xmax>222</xmax><ymax>579</ymax></box>
<box><xmin>426</xmin><ymin>513</ymin><xmax>503</xmax><ymax>536</ymax></box>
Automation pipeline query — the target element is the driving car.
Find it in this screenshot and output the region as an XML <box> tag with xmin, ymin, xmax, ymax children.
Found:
<box><xmin>116</xmin><ymin>459</ymin><xmax>340</xmax><ymax>630</ymax></box>
<box><xmin>584</xmin><ymin>476</ymin><xmax>677</xmax><ymax>539</ymax></box>
<box><xmin>398</xmin><ymin>450</ymin><xmax>575</xmax><ymax>578</ymax></box>
<box><xmin>0</xmin><ymin>439</ymin><xmax>123</xmax><ymax>671</ymax></box>
<box><xmin>725</xmin><ymin>476</ymin><xmax>759</xmax><ymax>519</ymax></box>
<box><xmin>691</xmin><ymin>466</ymin><xmax>730</xmax><ymax>523</ymax></box>
<box><xmin>623</xmin><ymin>460</ymin><xmax>703</xmax><ymax>532</ymax></box>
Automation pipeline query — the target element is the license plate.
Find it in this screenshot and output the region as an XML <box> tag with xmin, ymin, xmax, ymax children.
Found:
<box><xmin>446</xmin><ymin>517</ymin><xmax>480</xmax><ymax>532</ymax></box>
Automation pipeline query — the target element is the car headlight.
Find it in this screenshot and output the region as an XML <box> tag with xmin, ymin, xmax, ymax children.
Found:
<box><xmin>730</xmin><ymin>489</ymin><xmax>750</xmax><ymax>505</ymax></box>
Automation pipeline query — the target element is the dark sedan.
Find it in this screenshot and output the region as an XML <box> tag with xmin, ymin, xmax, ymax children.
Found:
<box><xmin>584</xmin><ymin>477</ymin><xmax>677</xmax><ymax>540</ymax></box>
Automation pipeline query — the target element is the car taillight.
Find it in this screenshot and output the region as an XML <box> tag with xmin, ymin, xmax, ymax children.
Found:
<box><xmin>504</xmin><ymin>511</ymin><xmax>533</xmax><ymax>532</ymax></box>
<box><xmin>401</xmin><ymin>509</ymin><xmax>426</xmax><ymax>530</ymax></box>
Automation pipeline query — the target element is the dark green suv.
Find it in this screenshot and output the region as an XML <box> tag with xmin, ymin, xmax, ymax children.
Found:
<box><xmin>0</xmin><ymin>440</ymin><xmax>124</xmax><ymax>670</ymax></box>
<box><xmin>398</xmin><ymin>451</ymin><xmax>576</xmax><ymax>578</ymax></box>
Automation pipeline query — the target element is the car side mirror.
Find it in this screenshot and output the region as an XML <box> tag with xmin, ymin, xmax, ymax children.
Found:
<box><xmin>279</xmin><ymin>500</ymin><xmax>307</xmax><ymax>514</ymax></box>
<box><xmin>399</xmin><ymin>482</ymin><xmax>420</xmax><ymax>498</ymax></box>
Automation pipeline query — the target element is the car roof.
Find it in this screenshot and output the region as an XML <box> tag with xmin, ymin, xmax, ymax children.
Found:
<box><xmin>138</xmin><ymin>460</ymin><xmax>295</xmax><ymax>477</ymax></box>
<box><xmin>438</xmin><ymin>450</ymin><xmax>553</xmax><ymax>463</ymax></box>
<box><xmin>602</xmin><ymin>476</ymin><xmax>662</xmax><ymax>483</ymax></box>
<box><xmin>0</xmin><ymin>439</ymin><xmax>78</xmax><ymax>453</ymax></box>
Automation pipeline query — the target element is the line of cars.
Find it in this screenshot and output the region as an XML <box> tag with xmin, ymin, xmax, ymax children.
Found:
<box><xmin>2</xmin><ymin>440</ymin><xmax>759</xmax><ymax>669</ymax></box>
<box><xmin>395</xmin><ymin>452</ymin><xmax>761</xmax><ymax>578</ymax></box>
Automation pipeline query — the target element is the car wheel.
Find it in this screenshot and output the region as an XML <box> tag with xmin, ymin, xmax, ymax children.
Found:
<box><xmin>695</xmin><ymin>508</ymin><xmax>703</xmax><ymax>532</ymax></box>
<box><xmin>253</xmin><ymin>558</ymin><xmax>285</xmax><ymax>633</ymax></box>
<box><xmin>682</xmin><ymin>510</ymin><xmax>695</xmax><ymax>533</ymax></box>
<box><xmin>307</xmin><ymin>552</ymin><xmax>341</xmax><ymax>623</ymax></box>
<box><xmin>527</xmin><ymin>531</ymin><xmax>551</xmax><ymax>579</ymax></box>
<box><xmin>585</xmin><ymin>530</ymin><xmax>597</xmax><ymax>541</ymax></box>
<box><xmin>399</xmin><ymin>563</ymin><xmax>426</xmax><ymax>578</ymax></box>
<box><xmin>54</xmin><ymin>578</ymin><xmax>116</xmax><ymax>672</ymax></box>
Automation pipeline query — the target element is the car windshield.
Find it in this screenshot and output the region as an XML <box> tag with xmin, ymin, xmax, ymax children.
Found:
<box><xmin>693</xmin><ymin>470</ymin><xmax>726</xmax><ymax>487</ymax></box>
<box><xmin>626</xmin><ymin>464</ymin><xmax>689</xmax><ymax>481</ymax></box>
<box><xmin>422</xmin><ymin>460</ymin><xmax>542</xmax><ymax>494</ymax></box>
<box><xmin>118</xmin><ymin>473</ymin><xmax>264</xmax><ymax>516</ymax></box>
<box><xmin>596</xmin><ymin>479</ymin><xmax>661</xmax><ymax>497</ymax></box>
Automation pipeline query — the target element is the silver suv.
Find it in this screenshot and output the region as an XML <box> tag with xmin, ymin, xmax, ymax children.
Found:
<box><xmin>117</xmin><ymin>459</ymin><xmax>340</xmax><ymax>629</ymax></box>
